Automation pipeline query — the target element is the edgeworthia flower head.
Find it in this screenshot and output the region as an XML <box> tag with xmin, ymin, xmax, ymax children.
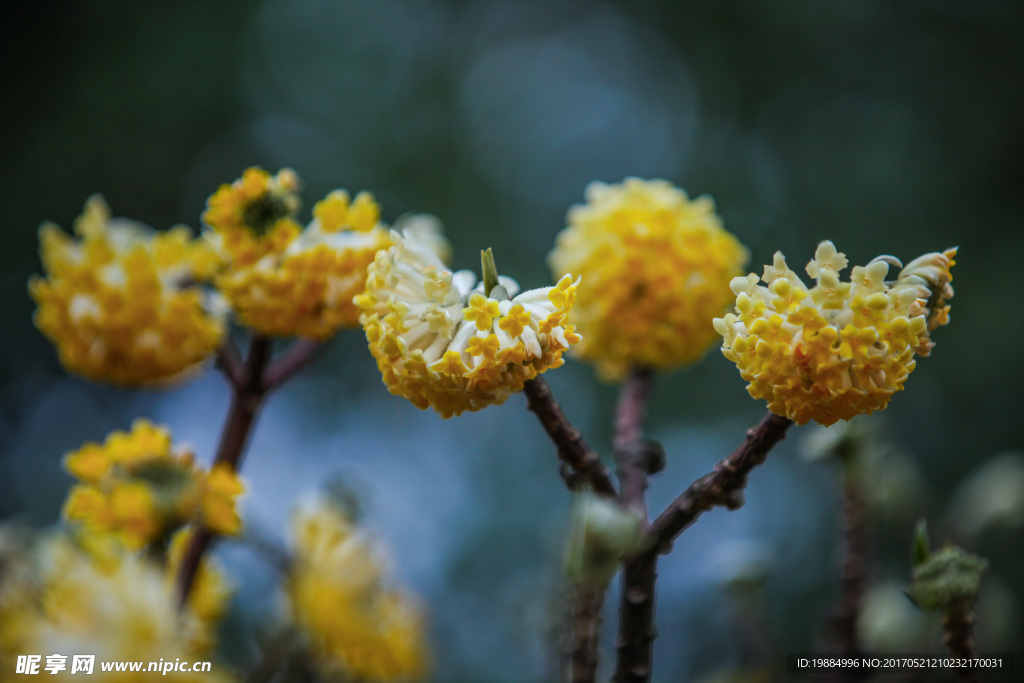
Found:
<box><xmin>714</xmin><ymin>241</ymin><xmax>957</xmax><ymax>425</ymax></box>
<box><xmin>356</xmin><ymin>230</ymin><xmax>582</xmax><ymax>418</ymax></box>
<box><xmin>203</xmin><ymin>167</ymin><xmax>392</xmax><ymax>339</ymax></box>
<box><xmin>549</xmin><ymin>178</ymin><xmax>749</xmax><ymax>380</ymax></box>
<box><xmin>286</xmin><ymin>498</ymin><xmax>429</xmax><ymax>682</ymax></box>
<box><xmin>29</xmin><ymin>196</ymin><xmax>225</xmax><ymax>387</ymax></box>
<box><xmin>62</xmin><ymin>420</ymin><xmax>245</xmax><ymax>550</ymax></box>
<box><xmin>1</xmin><ymin>531</ymin><xmax>231</xmax><ymax>680</ymax></box>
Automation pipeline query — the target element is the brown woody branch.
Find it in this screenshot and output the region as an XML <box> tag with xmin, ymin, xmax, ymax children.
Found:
<box><xmin>943</xmin><ymin>609</ymin><xmax>979</xmax><ymax>683</ymax></box>
<box><xmin>176</xmin><ymin>335</ymin><xmax>273</xmax><ymax>607</ymax></box>
<box><xmin>831</xmin><ymin>471</ymin><xmax>867</xmax><ymax>663</ymax></box>
<box><xmin>215</xmin><ymin>337</ymin><xmax>245</xmax><ymax>387</ymax></box>
<box><xmin>523</xmin><ymin>376</ymin><xmax>617</xmax><ymax>498</ymax></box>
<box><xmin>564</xmin><ymin>586</ymin><xmax>605</xmax><ymax>683</ymax></box>
<box><xmin>614</xmin><ymin>367</ymin><xmax>655</xmax><ymax>511</ymax></box>
<box><xmin>614</xmin><ymin>548</ymin><xmax>659</xmax><ymax>683</ymax></box>
<box><xmin>647</xmin><ymin>412</ymin><xmax>793</xmax><ymax>554</ymax></box>
<box><xmin>613</xmin><ymin>367</ymin><xmax>659</xmax><ymax>683</ymax></box>
<box><xmin>176</xmin><ymin>335</ymin><xmax>329</xmax><ymax>608</ymax></box>
<box><xmin>263</xmin><ymin>338</ymin><xmax>323</xmax><ymax>392</ymax></box>
<box><xmin>612</xmin><ymin>411</ymin><xmax>791</xmax><ymax>683</ymax></box>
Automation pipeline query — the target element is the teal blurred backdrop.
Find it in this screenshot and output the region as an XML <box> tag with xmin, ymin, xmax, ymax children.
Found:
<box><xmin>2</xmin><ymin>1</ymin><xmax>1022</xmax><ymax>680</ymax></box>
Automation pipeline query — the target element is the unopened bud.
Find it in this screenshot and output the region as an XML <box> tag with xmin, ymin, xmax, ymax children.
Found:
<box><xmin>909</xmin><ymin>545</ymin><xmax>988</xmax><ymax>613</ymax></box>
<box><xmin>481</xmin><ymin>248</ymin><xmax>500</xmax><ymax>297</ymax></box>
<box><xmin>912</xmin><ymin>518</ymin><xmax>931</xmax><ymax>567</ymax></box>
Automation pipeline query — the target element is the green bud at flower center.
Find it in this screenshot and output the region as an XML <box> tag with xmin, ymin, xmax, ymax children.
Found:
<box><xmin>243</xmin><ymin>192</ymin><xmax>298</xmax><ymax>237</ymax></box>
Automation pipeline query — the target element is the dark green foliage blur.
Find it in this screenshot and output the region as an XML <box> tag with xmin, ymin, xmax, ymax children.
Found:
<box><xmin>2</xmin><ymin>1</ymin><xmax>1022</xmax><ymax>680</ymax></box>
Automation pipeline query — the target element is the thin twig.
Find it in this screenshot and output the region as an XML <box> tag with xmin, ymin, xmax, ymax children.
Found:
<box><xmin>613</xmin><ymin>368</ymin><xmax>654</xmax><ymax>453</ymax></box>
<box><xmin>216</xmin><ymin>337</ymin><xmax>245</xmax><ymax>388</ymax></box>
<box><xmin>613</xmin><ymin>411</ymin><xmax>791</xmax><ymax>682</ymax></box>
<box><xmin>614</xmin><ymin>367</ymin><xmax>655</xmax><ymax>512</ymax></box>
<box><xmin>564</xmin><ymin>586</ymin><xmax>605</xmax><ymax>683</ymax></box>
<box><xmin>176</xmin><ymin>335</ymin><xmax>273</xmax><ymax>607</ymax></box>
<box><xmin>523</xmin><ymin>377</ymin><xmax>617</xmax><ymax>498</ymax></box>
<box><xmin>613</xmin><ymin>367</ymin><xmax>658</xmax><ymax>683</ymax></box>
<box><xmin>943</xmin><ymin>609</ymin><xmax>979</xmax><ymax>683</ymax></box>
<box><xmin>831</xmin><ymin>469</ymin><xmax>867</xmax><ymax>663</ymax></box>
<box><xmin>263</xmin><ymin>339</ymin><xmax>323</xmax><ymax>393</ymax></box>
<box><xmin>614</xmin><ymin>548</ymin><xmax>659</xmax><ymax>683</ymax></box>
<box><xmin>647</xmin><ymin>412</ymin><xmax>793</xmax><ymax>555</ymax></box>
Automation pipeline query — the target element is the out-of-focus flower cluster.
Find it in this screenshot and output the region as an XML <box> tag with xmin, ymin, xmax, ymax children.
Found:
<box><xmin>63</xmin><ymin>420</ymin><xmax>244</xmax><ymax>549</ymax></box>
<box><xmin>286</xmin><ymin>499</ymin><xmax>429</xmax><ymax>682</ymax></box>
<box><xmin>29</xmin><ymin>196</ymin><xmax>225</xmax><ymax>387</ymax></box>
<box><xmin>549</xmin><ymin>178</ymin><xmax>749</xmax><ymax>380</ymax></box>
<box><xmin>357</xmin><ymin>230</ymin><xmax>582</xmax><ymax>417</ymax></box>
<box><xmin>0</xmin><ymin>529</ymin><xmax>231</xmax><ymax>682</ymax></box>
<box><xmin>715</xmin><ymin>242</ymin><xmax>957</xmax><ymax>425</ymax></box>
<box><xmin>204</xmin><ymin>167</ymin><xmax>392</xmax><ymax>340</ymax></box>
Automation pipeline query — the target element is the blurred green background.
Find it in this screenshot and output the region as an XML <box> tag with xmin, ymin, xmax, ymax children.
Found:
<box><xmin>2</xmin><ymin>1</ymin><xmax>1022</xmax><ymax>680</ymax></box>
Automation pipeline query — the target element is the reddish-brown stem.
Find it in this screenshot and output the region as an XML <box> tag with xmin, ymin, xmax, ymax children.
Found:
<box><xmin>263</xmin><ymin>339</ymin><xmax>322</xmax><ymax>392</ymax></box>
<box><xmin>611</xmin><ymin>411</ymin><xmax>791</xmax><ymax>682</ymax></box>
<box><xmin>613</xmin><ymin>367</ymin><xmax>658</xmax><ymax>683</ymax></box>
<box><xmin>942</xmin><ymin>609</ymin><xmax>977</xmax><ymax>658</ymax></box>
<box><xmin>564</xmin><ymin>586</ymin><xmax>605</xmax><ymax>683</ymax></box>
<box><xmin>647</xmin><ymin>412</ymin><xmax>793</xmax><ymax>555</ymax></box>
<box><xmin>614</xmin><ymin>368</ymin><xmax>653</xmax><ymax>452</ymax></box>
<box><xmin>176</xmin><ymin>335</ymin><xmax>272</xmax><ymax>607</ymax></box>
<box><xmin>831</xmin><ymin>469</ymin><xmax>867</xmax><ymax>663</ymax></box>
<box><xmin>614</xmin><ymin>367</ymin><xmax>654</xmax><ymax>512</ymax></box>
<box><xmin>614</xmin><ymin>548</ymin><xmax>659</xmax><ymax>683</ymax></box>
<box><xmin>215</xmin><ymin>337</ymin><xmax>245</xmax><ymax>387</ymax></box>
<box><xmin>943</xmin><ymin>608</ymin><xmax>979</xmax><ymax>683</ymax></box>
<box><xmin>523</xmin><ymin>377</ymin><xmax>617</xmax><ymax>498</ymax></box>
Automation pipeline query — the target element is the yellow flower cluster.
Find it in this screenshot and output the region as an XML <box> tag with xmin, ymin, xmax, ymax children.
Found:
<box><xmin>286</xmin><ymin>499</ymin><xmax>428</xmax><ymax>682</ymax></box>
<box><xmin>29</xmin><ymin>196</ymin><xmax>225</xmax><ymax>387</ymax></box>
<box><xmin>714</xmin><ymin>242</ymin><xmax>957</xmax><ymax>425</ymax></box>
<box><xmin>204</xmin><ymin>167</ymin><xmax>392</xmax><ymax>339</ymax></box>
<box><xmin>356</xmin><ymin>230</ymin><xmax>582</xmax><ymax>418</ymax></box>
<box><xmin>0</xmin><ymin>530</ymin><xmax>231</xmax><ymax>683</ymax></box>
<box><xmin>549</xmin><ymin>178</ymin><xmax>749</xmax><ymax>380</ymax></box>
<box><xmin>63</xmin><ymin>420</ymin><xmax>245</xmax><ymax>549</ymax></box>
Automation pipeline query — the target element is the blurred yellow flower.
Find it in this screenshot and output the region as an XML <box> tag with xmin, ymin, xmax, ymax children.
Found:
<box><xmin>356</xmin><ymin>230</ymin><xmax>582</xmax><ymax>418</ymax></box>
<box><xmin>29</xmin><ymin>196</ymin><xmax>225</xmax><ymax>387</ymax></box>
<box><xmin>63</xmin><ymin>420</ymin><xmax>245</xmax><ymax>548</ymax></box>
<box><xmin>203</xmin><ymin>166</ymin><xmax>302</xmax><ymax>267</ymax></box>
<box><xmin>714</xmin><ymin>242</ymin><xmax>957</xmax><ymax>425</ymax></box>
<box><xmin>204</xmin><ymin>167</ymin><xmax>394</xmax><ymax>339</ymax></box>
<box><xmin>0</xmin><ymin>531</ymin><xmax>231</xmax><ymax>682</ymax></box>
<box><xmin>286</xmin><ymin>499</ymin><xmax>429</xmax><ymax>682</ymax></box>
<box><xmin>549</xmin><ymin>178</ymin><xmax>749</xmax><ymax>380</ymax></box>
<box><xmin>201</xmin><ymin>464</ymin><xmax>245</xmax><ymax>537</ymax></box>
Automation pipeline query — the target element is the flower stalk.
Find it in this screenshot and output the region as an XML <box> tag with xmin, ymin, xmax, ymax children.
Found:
<box><xmin>176</xmin><ymin>335</ymin><xmax>271</xmax><ymax>606</ymax></box>
<box><xmin>176</xmin><ymin>334</ymin><xmax>321</xmax><ymax>607</ymax></box>
<box><xmin>831</xmin><ymin>458</ymin><xmax>868</xmax><ymax>662</ymax></box>
<box><xmin>612</xmin><ymin>367</ymin><xmax>659</xmax><ymax>683</ymax></box>
<box><xmin>942</xmin><ymin>609</ymin><xmax>979</xmax><ymax>683</ymax></box>
<box><xmin>647</xmin><ymin>412</ymin><xmax>793</xmax><ymax>554</ymax></box>
<box><xmin>564</xmin><ymin>586</ymin><xmax>605</xmax><ymax>683</ymax></box>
